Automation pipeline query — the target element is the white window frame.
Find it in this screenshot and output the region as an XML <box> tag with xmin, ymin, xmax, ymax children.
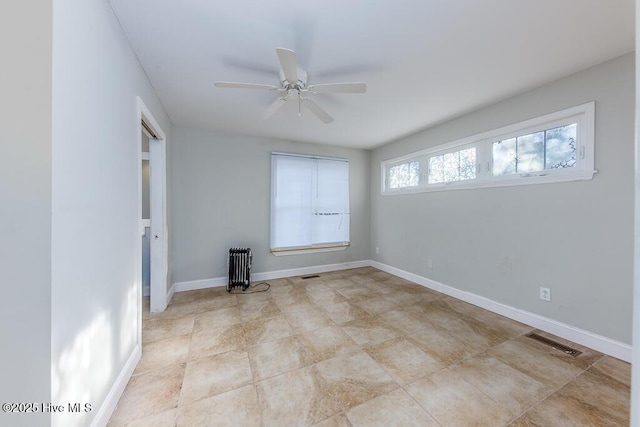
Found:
<box><xmin>381</xmin><ymin>102</ymin><xmax>596</xmax><ymax>195</ymax></box>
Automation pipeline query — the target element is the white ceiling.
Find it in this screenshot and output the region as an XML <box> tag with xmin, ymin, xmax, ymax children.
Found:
<box><xmin>109</xmin><ymin>0</ymin><xmax>634</xmax><ymax>149</ymax></box>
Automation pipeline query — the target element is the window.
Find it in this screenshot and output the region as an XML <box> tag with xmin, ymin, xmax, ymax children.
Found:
<box><xmin>388</xmin><ymin>161</ymin><xmax>419</xmax><ymax>189</ymax></box>
<box><xmin>382</xmin><ymin>102</ymin><xmax>595</xmax><ymax>194</ymax></box>
<box><xmin>271</xmin><ymin>152</ymin><xmax>350</xmax><ymax>254</ymax></box>
<box><xmin>492</xmin><ymin>123</ymin><xmax>577</xmax><ymax>176</ymax></box>
<box><xmin>428</xmin><ymin>147</ymin><xmax>476</xmax><ymax>183</ymax></box>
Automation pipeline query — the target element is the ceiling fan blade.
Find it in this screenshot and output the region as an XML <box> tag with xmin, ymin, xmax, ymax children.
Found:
<box><xmin>263</xmin><ymin>97</ymin><xmax>287</xmax><ymax>120</ymax></box>
<box><xmin>307</xmin><ymin>82</ymin><xmax>366</xmax><ymax>94</ymax></box>
<box><xmin>214</xmin><ymin>81</ymin><xmax>279</xmax><ymax>90</ymax></box>
<box><xmin>276</xmin><ymin>48</ymin><xmax>298</xmax><ymax>84</ymax></box>
<box><xmin>303</xmin><ymin>98</ymin><xmax>334</xmax><ymax>124</ymax></box>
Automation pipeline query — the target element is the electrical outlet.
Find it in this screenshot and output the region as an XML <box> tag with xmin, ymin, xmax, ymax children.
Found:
<box><xmin>375</xmin><ymin>247</ymin><xmax>380</xmax><ymax>255</ymax></box>
<box><xmin>427</xmin><ymin>259</ymin><xmax>433</xmax><ymax>269</ymax></box>
<box><xmin>539</xmin><ymin>287</ymin><xmax>551</xmax><ymax>302</ymax></box>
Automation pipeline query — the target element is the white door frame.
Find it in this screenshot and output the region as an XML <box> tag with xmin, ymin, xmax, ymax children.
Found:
<box><xmin>137</xmin><ymin>97</ymin><xmax>168</xmax><ymax>323</ymax></box>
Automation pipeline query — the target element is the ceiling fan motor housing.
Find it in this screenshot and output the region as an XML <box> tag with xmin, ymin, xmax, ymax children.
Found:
<box><xmin>280</xmin><ymin>68</ymin><xmax>308</xmax><ymax>90</ymax></box>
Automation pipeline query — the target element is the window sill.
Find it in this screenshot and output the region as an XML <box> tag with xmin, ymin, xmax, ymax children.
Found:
<box><xmin>382</xmin><ymin>169</ymin><xmax>597</xmax><ymax>196</ymax></box>
<box><xmin>271</xmin><ymin>244</ymin><xmax>349</xmax><ymax>256</ymax></box>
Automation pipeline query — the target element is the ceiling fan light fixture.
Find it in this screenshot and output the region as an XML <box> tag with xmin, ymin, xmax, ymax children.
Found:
<box><xmin>214</xmin><ymin>47</ymin><xmax>366</xmax><ymax>124</ymax></box>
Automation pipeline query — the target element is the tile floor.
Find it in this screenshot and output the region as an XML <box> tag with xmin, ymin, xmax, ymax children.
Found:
<box><xmin>108</xmin><ymin>267</ymin><xmax>631</xmax><ymax>426</ymax></box>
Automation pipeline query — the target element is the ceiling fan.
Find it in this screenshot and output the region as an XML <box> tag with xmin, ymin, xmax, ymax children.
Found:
<box><xmin>214</xmin><ymin>47</ymin><xmax>366</xmax><ymax>124</ymax></box>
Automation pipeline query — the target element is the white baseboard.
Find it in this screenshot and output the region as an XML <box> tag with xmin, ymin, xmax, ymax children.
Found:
<box><xmin>370</xmin><ymin>261</ymin><xmax>632</xmax><ymax>362</ymax></box>
<box><xmin>174</xmin><ymin>276</ymin><xmax>227</xmax><ymax>292</ymax></box>
<box><xmin>166</xmin><ymin>283</ymin><xmax>176</xmax><ymax>304</ymax></box>
<box><xmin>173</xmin><ymin>260</ymin><xmax>371</xmax><ymax>293</ymax></box>
<box><xmin>90</xmin><ymin>344</ymin><xmax>141</xmax><ymax>427</ymax></box>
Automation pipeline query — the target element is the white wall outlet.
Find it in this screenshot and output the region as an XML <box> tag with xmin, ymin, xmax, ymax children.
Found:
<box><xmin>539</xmin><ymin>287</ymin><xmax>551</xmax><ymax>302</ymax></box>
<box><xmin>375</xmin><ymin>247</ymin><xmax>380</xmax><ymax>255</ymax></box>
<box><xmin>427</xmin><ymin>259</ymin><xmax>433</xmax><ymax>269</ymax></box>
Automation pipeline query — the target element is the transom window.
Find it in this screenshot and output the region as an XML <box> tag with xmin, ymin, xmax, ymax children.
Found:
<box><xmin>382</xmin><ymin>102</ymin><xmax>594</xmax><ymax>194</ymax></box>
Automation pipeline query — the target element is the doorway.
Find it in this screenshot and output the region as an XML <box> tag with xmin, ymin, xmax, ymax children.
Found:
<box><xmin>137</xmin><ymin>97</ymin><xmax>168</xmax><ymax>329</ymax></box>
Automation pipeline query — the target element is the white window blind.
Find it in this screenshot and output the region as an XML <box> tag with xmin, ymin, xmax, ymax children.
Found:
<box><xmin>271</xmin><ymin>152</ymin><xmax>350</xmax><ymax>253</ymax></box>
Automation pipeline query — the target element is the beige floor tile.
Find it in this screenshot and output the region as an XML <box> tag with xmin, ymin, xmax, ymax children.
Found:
<box><xmin>307</xmin><ymin>288</ymin><xmax>348</xmax><ymax>307</ymax></box>
<box><xmin>443</xmin><ymin>297</ymin><xmax>534</xmax><ymax>338</ymax></box>
<box><xmin>324</xmin><ymin>278</ymin><xmax>359</xmax><ymax>289</ymax></box>
<box><xmin>354</xmin><ymin>296</ymin><xmax>398</xmax><ymax>315</ymax></box>
<box><xmin>313</xmin><ymin>413</ymin><xmax>352</xmax><ymax>427</ymax></box>
<box><xmin>380</xmin><ymin>290</ymin><xmax>423</xmax><ymax>307</ymax></box>
<box><xmin>176</xmin><ymin>384</ymin><xmax>261</xmax><ymax>427</ymax></box>
<box><xmin>192</xmin><ymin>307</ymin><xmax>242</xmax><ymax>334</ymax></box>
<box><xmin>488</xmin><ymin>339</ymin><xmax>585</xmax><ymax>388</ymax></box>
<box><xmin>298</xmin><ymin>325</ymin><xmax>360</xmax><ymax>363</ymax></box>
<box><xmin>234</xmin><ymin>288</ymin><xmax>273</xmax><ymax>303</ymax></box>
<box><xmin>123</xmin><ymin>408</ymin><xmax>177</xmax><ymax>427</ymax></box>
<box><xmin>135</xmin><ymin>335</ymin><xmax>191</xmax><ymax>375</ymax></box>
<box><xmin>336</xmin><ymin>285</ymin><xmax>375</xmax><ymax>302</ymax></box>
<box><xmin>365</xmin><ymin>337</ymin><xmax>442</xmax><ymax>385</ymax></box>
<box><xmin>314</xmin><ymin>352</ymin><xmax>398</xmax><ymax>411</ymax></box>
<box><xmin>284</xmin><ymin>306</ymin><xmax>335</xmax><ymax>333</ymax></box>
<box><xmin>179</xmin><ymin>350</ymin><xmax>252</xmax><ymax>405</ymax></box>
<box><xmin>188</xmin><ymin>322</ymin><xmax>246</xmax><ymax>360</ymax></box>
<box><xmin>408</xmin><ymin>325</ymin><xmax>484</xmax><ymax>365</ymax></box>
<box><xmin>149</xmin><ymin>299</ymin><xmax>199</xmax><ymax>320</ymax></box>
<box><xmin>249</xmin><ymin>335</ymin><xmax>313</xmax><ymax>381</ymax></box>
<box><xmin>369</xmin><ymin>271</ymin><xmax>394</xmax><ymax>282</ymax></box>
<box><xmin>322</xmin><ymin>301</ymin><xmax>371</xmax><ymax>325</ymax></box>
<box><xmin>171</xmin><ymin>290</ymin><xmax>202</xmax><ymax>304</ymax></box>
<box><xmin>238</xmin><ymin>298</ymin><xmax>282</xmax><ymax>321</ymax></box>
<box><xmin>376</xmin><ymin>308</ymin><xmax>428</xmax><ymax>335</ymax></box>
<box><xmin>346</xmin><ymin>388</ymin><xmax>438</xmax><ymax>427</ymax></box>
<box><xmin>341</xmin><ymin>318</ymin><xmax>399</xmax><ymax>347</ymax></box>
<box><xmin>410</xmin><ymin>301</ymin><xmax>511</xmax><ymax>348</ymax></box>
<box><xmin>142</xmin><ymin>316</ymin><xmax>194</xmax><ymax>345</ymax></box>
<box><xmin>555</xmin><ymin>369</ymin><xmax>630</xmax><ymax>424</ymax></box>
<box><xmin>589</xmin><ymin>355</ymin><xmax>631</xmax><ymax>387</ymax></box>
<box><xmin>244</xmin><ymin>315</ymin><xmax>294</xmax><ymax>346</ymax></box>
<box><xmin>511</xmin><ymin>370</ymin><xmax>630</xmax><ymax>427</ymax></box>
<box><xmin>197</xmin><ymin>293</ymin><xmax>237</xmax><ymax>313</ymax></box>
<box><xmin>405</xmin><ymin>368</ymin><xmax>513</xmax><ymax>427</ymax></box>
<box><xmin>109</xmin><ymin>364</ymin><xmax>185</xmax><ymax>425</ymax></box>
<box><xmin>272</xmin><ymin>288</ymin><xmax>314</xmax><ymax>308</ymax></box>
<box><xmin>257</xmin><ymin>366</ymin><xmax>328</xmax><ymax>426</ymax></box>
<box><xmin>452</xmin><ymin>354</ymin><xmax>552</xmax><ymax>416</ymax></box>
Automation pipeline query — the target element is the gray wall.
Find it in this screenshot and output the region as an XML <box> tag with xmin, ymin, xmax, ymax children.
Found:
<box><xmin>170</xmin><ymin>127</ymin><xmax>371</xmax><ymax>284</ymax></box>
<box><xmin>51</xmin><ymin>1</ymin><xmax>172</xmax><ymax>425</ymax></box>
<box><xmin>371</xmin><ymin>53</ymin><xmax>634</xmax><ymax>344</ymax></box>
<box><xmin>0</xmin><ymin>2</ymin><xmax>52</xmax><ymax>426</ymax></box>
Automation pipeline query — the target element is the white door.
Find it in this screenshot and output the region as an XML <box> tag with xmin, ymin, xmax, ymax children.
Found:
<box><xmin>149</xmin><ymin>138</ymin><xmax>167</xmax><ymax>312</ymax></box>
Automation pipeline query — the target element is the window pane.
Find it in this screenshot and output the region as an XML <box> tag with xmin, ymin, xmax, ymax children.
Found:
<box><xmin>443</xmin><ymin>152</ymin><xmax>459</xmax><ymax>182</ymax></box>
<box><xmin>545</xmin><ymin>123</ymin><xmax>577</xmax><ymax>169</ymax></box>
<box><xmin>314</xmin><ymin>159</ymin><xmax>350</xmax><ymax>245</ymax></box>
<box><xmin>429</xmin><ymin>147</ymin><xmax>476</xmax><ymax>183</ymax></box>
<box><xmin>388</xmin><ymin>161</ymin><xmax>419</xmax><ymax>189</ymax></box>
<box><xmin>428</xmin><ymin>155</ymin><xmax>444</xmax><ymax>183</ymax></box>
<box><xmin>271</xmin><ymin>156</ymin><xmax>314</xmax><ymax>249</ymax></box>
<box><xmin>458</xmin><ymin>147</ymin><xmax>476</xmax><ymax>180</ymax></box>
<box><xmin>516</xmin><ymin>131</ymin><xmax>544</xmax><ymax>173</ymax></box>
<box><xmin>492</xmin><ymin>138</ymin><xmax>517</xmax><ymax>176</ymax></box>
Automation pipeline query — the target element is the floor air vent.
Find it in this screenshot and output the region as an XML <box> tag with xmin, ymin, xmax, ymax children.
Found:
<box><xmin>525</xmin><ymin>333</ymin><xmax>582</xmax><ymax>356</ymax></box>
<box><xmin>301</xmin><ymin>274</ymin><xmax>320</xmax><ymax>280</ymax></box>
